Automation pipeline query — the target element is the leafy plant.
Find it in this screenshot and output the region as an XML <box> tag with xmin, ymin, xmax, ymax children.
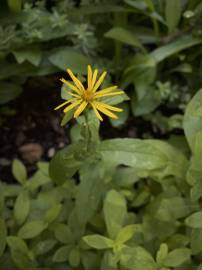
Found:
<box><xmin>0</xmin><ymin>88</ymin><xmax>202</xmax><ymax>269</ymax></box>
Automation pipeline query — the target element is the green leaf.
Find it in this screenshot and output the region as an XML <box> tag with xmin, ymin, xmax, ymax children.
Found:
<box><xmin>131</xmin><ymin>87</ymin><xmax>161</xmax><ymax>116</ymax></box>
<box><xmin>7</xmin><ymin>236</ymin><xmax>30</xmax><ymax>256</ymax></box>
<box><xmin>101</xmin><ymin>251</ymin><xmax>118</xmax><ymax>270</ymax></box>
<box><xmin>163</xmin><ymin>248</ymin><xmax>191</xmax><ymax>267</ymax></box>
<box><xmin>185</xmin><ymin>211</ymin><xmax>202</xmax><ymax>228</ymax></box>
<box><xmin>11</xmin><ymin>250</ymin><xmax>34</xmax><ymax>270</ymax></box>
<box><xmin>0</xmin><ymin>218</ymin><xmax>7</xmax><ymax>257</ymax></box>
<box><xmin>165</xmin><ymin>0</ymin><xmax>182</xmax><ymax>33</ymax></box>
<box><xmin>12</xmin><ymin>47</ymin><xmax>42</xmax><ymax>66</ymax></box>
<box><xmin>32</xmin><ymin>239</ymin><xmax>57</xmax><ymax>256</ymax></box>
<box><xmin>110</xmin><ymin>103</ymin><xmax>129</xmax><ymax>127</ymax></box>
<box><xmin>54</xmin><ymin>223</ymin><xmax>74</xmax><ymax>244</ymax></box>
<box><xmin>14</xmin><ymin>190</ymin><xmax>30</xmax><ymax>225</ymax></box>
<box><xmin>12</xmin><ymin>159</ymin><xmax>27</xmax><ymax>185</ymax></box>
<box><xmin>156</xmin><ymin>244</ymin><xmax>168</xmax><ymax>266</ymax></box>
<box><xmin>120</xmin><ymin>246</ymin><xmax>157</xmax><ymax>270</ymax></box>
<box><xmin>18</xmin><ymin>221</ymin><xmax>47</xmax><ymax>239</ymax></box>
<box><xmin>61</xmin><ymin>111</ymin><xmax>74</xmax><ymax>126</ymax></box>
<box><xmin>49</xmin><ymin>143</ymin><xmax>83</xmax><ymax>185</ymax></box>
<box><xmin>53</xmin><ymin>245</ymin><xmax>71</xmax><ymax>262</ymax></box>
<box><xmin>104</xmin><ymin>189</ymin><xmax>127</xmax><ymax>239</ymax></box>
<box><xmin>75</xmin><ymin>162</ymin><xmax>105</xmax><ymax>227</ymax></box>
<box><xmin>105</xmin><ymin>27</ymin><xmax>144</xmax><ymax>50</ymax></box>
<box><xmin>48</xmin><ymin>47</ymin><xmax>89</xmax><ymax>73</ymax></box>
<box><xmin>0</xmin><ymin>82</ymin><xmax>22</xmax><ymax>105</ymax></box>
<box><xmin>99</xmin><ymin>138</ymin><xmax>187</xmax><ymax>178</ymax></box>
<box><xmin>183</xmin><ymin>89</ymin><xmax>202</xmax><ymax>152</ymax></box>
<box><xmin>116</xmin><ymin>224</ymin><xmax>142</xmax><ymax>244</ymax></box>
<box><xmin>151</xmin><ymin>35</ymin><xmax>202</xmax><ymax>63</ymax></box>
<box><xmin>68</xmin><ymin>248</ymin><xmax>80</xmax><ymax>267</ymax></box>
<box><xmin>190</xmin><ymin>228</ymin><xmax>202</xmax><ymax>255</ymax></box>
<box><xmin>7</xmin><ymin>0</ymin><xmax>22</xmax><ymax>13</ymax></box>
<box><xmin>83</xmin><ymin>235</ymin><xmax>114</xmax><ymax>250</ymax></box>
<box><xmin>45</xmin><ymin>204</ymin><xmax>62</xmax><ymax>223</ymax></box>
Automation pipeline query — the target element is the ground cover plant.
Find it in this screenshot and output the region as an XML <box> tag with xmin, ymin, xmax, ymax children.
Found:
<box><xmin>1</xmin><ymin>0</ymin><xmax>202</xmax><ymax>270</ymax></box>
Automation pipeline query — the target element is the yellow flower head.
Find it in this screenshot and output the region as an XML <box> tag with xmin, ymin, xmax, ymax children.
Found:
<box><xmin>55</xmin><ymin>65</ymin><xmax>124</xmax><ymax>121</ymax></box>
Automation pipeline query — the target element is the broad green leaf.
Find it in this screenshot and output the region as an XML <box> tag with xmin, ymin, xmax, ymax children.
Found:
<box><xmin>131</xmin><ymin>87</ymin><xmax>161</xmax><ymax>116</ymax></box>
<box><xmin>25</xmin><ymin>170</ymin><xmax>51</xmax><ymax>192</ymax></box>
<box><xmin>183</xmin><ymin>89</ymin><xmax>202</xmax><ymax>152</ymax></box>
<box><xmin>0</xmin><ymin>82</ymin><xmax>22</xmax><ymax>105</ymax></box>
<box><xmin>81</xmin><ymin>251</ymin><xmax>100</xmax><ymax>270</ymax></box>
<box><xmin>14</xmin><ymin>190</ymin><xmax>30</xmax><ymax>225</ymax></box>
<box><xmin>68</xmin><ymin>248</ymin><xmax>80</xmax><ymax>267</ymax></box>
<box><xmin>124</xmin><ymin>54</ymin><xmax>156</xmax><ymax>96</ymax></box>
<box><xmin>151</xmin><ymin>35</ymin><xmax>202</xmax><ymax>63</ymax></box>
<box><xmin>18</xmin><ymin>221</ymin><xmax>47</xmax><ymax>239</ymax></box>
<box><xmin>32</xmin><ymin>239</ymin><xmax>57</xmax><ymax>256</ymax></box>
<box><xmin>110</xmin><ymin>103</ymin><xmax>129</xmax><ymax>127</ymax></box>
<box><xmin>163</xmin><ymin>248</ymin><xmax>191</xmax><ymax>267</ymax></box>
<box><xmin>185</xmin><ymin>211</ymin><xmax>202</xmax><ymax>228</ymax></box>
<box><xmin>12</xmin><ymin>47</ymin><xmax>42</xmax><ymax>66</ymax></box>
<box><xmin>0</xmin><ymin>218</ymin><xmax>7</xmax><ymax>256</ymax></box>
<box><xmin>49</xmin><ymin>143</ymin><xmax>83</xmax><ymax>185</ymax></box>
<box><xmin>167</xmin><ymin>234</ymin><xmax>189</xmax><ymax>250</ymax></box>
<box><xmin>190</xmin><ymin>228</ymin><xmax>202</xmax><ymax>255</ymax></box>
<box><xmin>11</xmin><ymin>250</ymin><xmax>34</xmax><ymax>270</ymax></box>
<box><xmin>7</xmin><ymin>236</ymin><xmax>30</xmax><ymax>256</ymax></box>
<box><xmin>120</xmin><ymin>246</ymin><xmax>157</xmax><ymax>270</ymax></box>
<box><xmin>54</xmin><ymin>223</ymin><xmax>74</xmax><ymax>244</ymax></box>
<box><xmin>7</xmin><ymin>0</ymin><xmax>22</xmax><ymax>13</ymax></box>
<box><xmin>104</xmin><ymin>189</ymin><xmax>127</xmax><ymax>239</ymax></box>
<box><xmin>75</xmin><ymin>162</ymin><xmax>105</xmax><ymax>227</ymax></box>
<box><xmin>45</xmin><ymin>204</ymin><xmax>62</xmax><ymax>223</ymax></box>
<box><xmin>53</xmin><ymin>245</ymin><xmax>71</xmax><ymax>262</ymax></box>
<box><xmin>61</xmin><ymin>111</ymin><xmax>74</xmax><ymax>126</ymax></box>
<box><xmin>146</xmin><ymin>140</ymin><xmax>188</xmax><ymax>179</ymax></box>
<box><xmin>116</xmin><ymin>224</ymin><xmax>142</xmax><ymax>244</ymax></box>
<box><xmin>99</xmin><ymin>138</ymin><xmax>166</xmax><ymax>170</ymax></box>
<box><xmin>105</xmin><ymin>27</ymin><xmax>144</xmax><ymax>50</ymax></box>
<box><xmin>12</xmin><ymin>159</ymin><xmax>27</xmax><ymax>185</ymax></box>
<box><xmin>165</xmin><ymin>0</ymin><xmax>182</xmax><ymax>33</ymax></box>
<box><xmin>198</xmin><ymin>263</ymin><xmax>202</xmax><ymax>270</ymax></box>
<box><xmin>101</xmin><ymin>251</ymin><xmax>118</xmax><ymax>270</ymax></box>
<box><xmin>99</xmin><ymin>138</ymin><xmax>187</xmax><ymax>178</ymax></box>
<box><xmin>155</xmin><ymin>196</ymin><xmax>189</xmax><ymax>222</ymax></box>
<box><xmin>156</xmin><ymin>244</ymin><xmax>168</xmax><ymax>266</ymax></box>
<box><xmin>48</xmin><ymin>47</ymin><xmax>89</xmax><ymax>73</ymax></box>
<box><xmin>83</xmin><ymin>235</ymin><xmax>114</xmax><ymax>250</ymax></box>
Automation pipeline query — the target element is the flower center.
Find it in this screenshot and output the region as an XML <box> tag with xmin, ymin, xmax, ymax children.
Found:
<box><xmin>83</xmin><ymin>89</ymin><xmax>94</xmax><ymax>102</ymax></box>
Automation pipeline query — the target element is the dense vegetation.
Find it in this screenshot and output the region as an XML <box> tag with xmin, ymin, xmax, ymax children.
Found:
<box><xmin>1</xmin><ymin>0</ymin><xmax>202</xmax><ymax>269</ymax></box>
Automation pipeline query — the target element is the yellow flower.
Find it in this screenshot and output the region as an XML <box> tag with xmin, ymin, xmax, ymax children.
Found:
<box><xmin>55</xmin><ymin>65</ymin><xmax>124</xmax><ymax>121</ymax></box>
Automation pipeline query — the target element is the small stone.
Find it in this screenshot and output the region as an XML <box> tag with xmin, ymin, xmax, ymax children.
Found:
<box><xmin>47</xmin><ymin>147</ymin><xmax>55</xmax><ymax>158</ymax></box>
<box><xmin>19</xmin><ymin>143</ymin><xmax>44</xmax><ymax>163</ymax></box>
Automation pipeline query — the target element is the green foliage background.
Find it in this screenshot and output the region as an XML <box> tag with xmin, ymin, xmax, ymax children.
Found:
<box><xmin>1</xmin><ymin>0</ymin><xmax>202</xmax><ymax>269</ymax></box>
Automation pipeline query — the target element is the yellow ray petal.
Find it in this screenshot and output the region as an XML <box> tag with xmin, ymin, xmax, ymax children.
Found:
<box><xmin>93</xmin><ymin>71</ymin><xmax>107</xmax><ymax>92</ymax></box>
<box><xmin>74</xmin><ymin>101</ymin><xmax>88</xmax><ymax>118</ymax></box>
<box><xmin>91</xmin><ymin>69</ymin><xmax>98</xmax><ymax>89</ymax></box>
<box><xmin>93</xmin><ymin>101</ymin><xmax>123</xmax><ymax>112</ymax></box>
<box><xmin>68</xmin><ymin>92</ymin><xmax>81</xmax><ymax>98</ymax></box>
<box><xmin>67</xmin><ymin>69</ymin><xmax>85</xmax><ymax>92</ymax></box>
<box><xmin>88</xmin><ymin>65</ymin><xmax>93</xmax><ymax>90</ymax></box>
<box><xmin>60</xmin><ymin>78</ymin><xmax>81</xmax><ymax>95</ymax></box>
<box><xmin>63</xmin><ymin>99</ymin><xmax>82</xmax><ymax>113</ymax></box>
<box><xmin>94</xmin><ymin>91</ymin><xmax>124</xmax><ymax>99</ymax></box>
<box><xmin>91</xmin><ymin>102</ymin><xmax>103</xmax><ymax>121</ymax></box>
<box><xmin>54</xmin><ymin>98</ymin><xmax>77</xmax><ymax>110</ymax></box>
<box><xmin>94</xmin><ymin>86</ymin><xmax>118</xmax><ymax>97</ymax></box>
<box><xmin>94</xmin><ymin>102</ymin><xmax>118</xmax><ymax>119</ymax></box>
